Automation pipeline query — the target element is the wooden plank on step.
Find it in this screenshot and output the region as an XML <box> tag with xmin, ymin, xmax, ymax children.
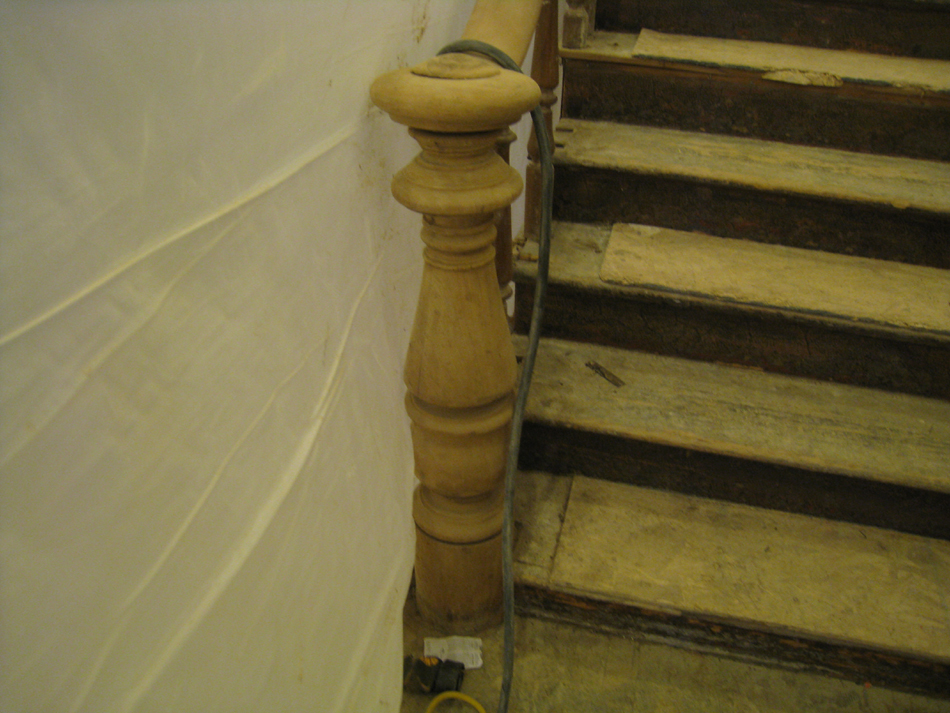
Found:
<box><xmin>549</xmin><ymin>476</ymin><xmax>950</xmax><ymax>664</ymax></box>
<box><xmin>525</xmin><ymin>337</ymin><xmax>950</xmax><ymax>493</ymax></box>
<box><xmin>627</xmin><ymin>29</ymin><xmax>950</xmax><ymax>93</ymax></box>
<box><xmin>516</xmin><ymin>223</ymin><xmax>950</xmax><ymax>398</ymax></box>
<box><xmin>566</xmin><ymin>31</ymin><xmax>950</xmax><ymax>96</ymax></box>
<box><xmin>554</xmin><ymin>118</ymin><xmax>950</xmax><ymax>215</ymax></box>
<box><xmin>600</xmin><ymin>223</ymin><xmax>950</xmax><ymax>337</ymax></box>
<box><xmin>593</xmin><ymin>0</ymin><xmax>950</xmax><ymax>60</ymax></box>
<box><xmin>559</xmin><ymin>54</ymin><xmax>950</xmax><ymax>161</ymax></box>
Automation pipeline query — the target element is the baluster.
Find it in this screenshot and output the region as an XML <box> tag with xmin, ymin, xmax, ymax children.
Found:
<box><xmin>495</xmin><ymin>128</ymin><xmax>517</xmax><ymax>319</ymax></box>
<box><xmin>524</xmin><ymin>0</ymin><xmax>560</xmax><ymax>242</ymax></box>
<box><xmin>564</xmin><ymin>0</ymin><xmax>597</xmax><ymax>49</ymax></box>
<box><xmin>371</xmin><ymin>53</ymin><xmax>539</xmax><ymax>629</ymax></box>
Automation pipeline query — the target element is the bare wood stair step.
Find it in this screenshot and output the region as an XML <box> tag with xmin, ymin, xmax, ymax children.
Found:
<box><xmin>514</xmin><ymin>335</ymin><xmax>950</xmax><ymax>539</ymax></box>
<box><xmin>594</xmin><ymin>0</ymin><xmax>950</xmax><ymax>60</ymax></box>
<box><xmin>553</xmin><ymin>118</ymin><xmax>950</xmax><ymax>267</ymax></box>
<box><xmin>568</xmin><ymin>30</ymin><xmax>950</xmax><ymax>92</ymax></box>
<box><xmin>513</xmin><ymin>471</ymin><xmax>950</xmax><ymax>697</ymax></box>
<box><xmin>513</xmin><ymin>221</ymin><xmax>950</xmax><ymax>398</ymax></box>
<box><xmin>560</xmin><ymin>30</ymin><xmax>950</xmax><ymax>160</ymax></box>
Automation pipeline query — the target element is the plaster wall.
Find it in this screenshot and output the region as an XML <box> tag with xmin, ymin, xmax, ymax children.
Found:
<box><xmin>0</xmin><ymin>2</ymin><xmax>521</xmax><ymax>711</ymax></box>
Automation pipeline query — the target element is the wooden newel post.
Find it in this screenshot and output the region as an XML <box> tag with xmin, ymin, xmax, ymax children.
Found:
<box><xmin>371</xmin><ymin>54</ymin><xmax>540</xmax><ymax>630</ymax></box>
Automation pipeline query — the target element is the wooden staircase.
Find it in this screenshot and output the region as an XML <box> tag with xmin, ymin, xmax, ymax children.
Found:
<box><xmin>511</xmin><ymin>0</ymin><xmax>950</xmax><ymax>699</ymax></box>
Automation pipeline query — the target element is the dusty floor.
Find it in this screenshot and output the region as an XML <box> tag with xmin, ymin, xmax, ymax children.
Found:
<box><xmin>401</xmin><ymin>600</ymin><xmax>950</xmax><ymax>713</ymax></box>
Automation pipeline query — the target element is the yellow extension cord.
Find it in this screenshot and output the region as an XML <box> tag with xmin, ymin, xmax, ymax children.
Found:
<box><xmin>424</xmin><ymin>690</ymin><xmax>488</xmax><ymax>713</ymax></box>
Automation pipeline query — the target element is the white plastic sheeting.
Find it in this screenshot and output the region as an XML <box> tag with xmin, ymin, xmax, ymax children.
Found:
<box><xmin>0</xmin><ymin>2</ymin><xmax>481</xmax><ymax>710</ymax></box>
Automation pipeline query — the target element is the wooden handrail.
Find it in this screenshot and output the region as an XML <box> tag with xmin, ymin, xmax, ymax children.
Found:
<box><xmin>464</xmin><ymin>0</ymin><xmax>546</xmax><ymax>310</ymax></box>
<box><xmin>370</xmin><ymin>1</ymin><xmax>550</xmax><ymax>631</ymax></box>
<box><xmin>461</xmin><ymin>0</ymin><xmax>544</xmax><ymax>66</ymax></box>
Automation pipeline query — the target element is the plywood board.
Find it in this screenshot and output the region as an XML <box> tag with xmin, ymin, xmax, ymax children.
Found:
<box><xmin>600</xmin><ymin>223</ymin><xmax>950</xmax><ymax>336</ymax></box>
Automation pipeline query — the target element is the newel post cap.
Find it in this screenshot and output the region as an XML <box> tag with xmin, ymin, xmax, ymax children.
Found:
<box><xmin>371</xmin><ymin>53</ymin><xmax>540</xmax><ymax>133</ymax></box>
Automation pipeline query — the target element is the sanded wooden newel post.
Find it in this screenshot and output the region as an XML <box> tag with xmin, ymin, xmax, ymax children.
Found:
<box><xmin>372</xmin><ymin>54</ymin><xmax>539</xmax><ymax>629</ymax></box>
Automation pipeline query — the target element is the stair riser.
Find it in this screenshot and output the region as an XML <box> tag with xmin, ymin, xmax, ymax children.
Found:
<box><xmin>553</xmin><ymin>165</ymin><xmax>950</xmax><ymax>268</ymax></box>
<box><xmin>516</xmin><ymin>584</ymin><xmax>950</xmax><ymax>699</ymax></box>
<box><xmin>561</xmin><ymin>59</ymin><xmax>950</xmax><ymax>161</ymax></box>
<box><xmin>596</xmin><ymin>0</ymin><xmax>950</xmax><ymax>60</ymax></box>
<box><xmin>518</xmin><ymin>421</ymin><xmax>950</xmax><ymax>540</ymax></box>
<box><xmin>513</xmin><ymin>280</ymin><xmax>950</xmax><ymax>399</ymax></box>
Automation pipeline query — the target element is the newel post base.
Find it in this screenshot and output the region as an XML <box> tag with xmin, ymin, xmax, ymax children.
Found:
<box><xmin>371</xmin><ymin>54</ymin><xmax>539</xmax><ymax>630</ymax></box>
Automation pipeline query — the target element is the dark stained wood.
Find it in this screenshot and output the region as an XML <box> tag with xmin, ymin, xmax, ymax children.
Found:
<box><xmin>594</xmin><ymin>0</ymin><xmax>950</xmax><ymax>59</ymax></box>
<box><xmin>516</xmin><ymin>584</ymin><xmax>950</xmax><ymax>699</ymax></box>
<box><xmin>552</xmin><ymin>164</ymin><xmax>950</xmax><ymax>268</ymax></box>
<box><xmin>561</xmin><ymin>58</ymin><xmax>950</xmax><ymax>161</ymax></box>
<box><xmin>517</xmin><ymin>421</ymin><xmax>950</xmax><ymax>540</ymax></box>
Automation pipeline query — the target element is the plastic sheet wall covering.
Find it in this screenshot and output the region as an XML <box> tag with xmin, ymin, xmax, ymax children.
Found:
<box><xmin>0</xmin><ymin>2</ymin><xmax>489</xmax><ymax>711</ymax></box>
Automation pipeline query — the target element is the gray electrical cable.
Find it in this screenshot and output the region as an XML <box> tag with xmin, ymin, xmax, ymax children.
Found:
<box><xmin>437</xmin><ymin>40</ymin><xmax>553</xmax><ymax>713</ymax></box>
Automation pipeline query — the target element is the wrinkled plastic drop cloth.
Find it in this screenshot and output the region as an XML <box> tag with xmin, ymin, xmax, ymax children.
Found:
<box><xmin>0</xmin><ymin>2</ymin><xmax>475</xmax><ymax>711</ymax></box>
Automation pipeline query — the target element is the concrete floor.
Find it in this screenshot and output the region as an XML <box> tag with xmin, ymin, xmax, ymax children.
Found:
<box><xmin>401</xmin><ymin>601</ymin><xmax>950</xmax><ymax>713</ymax></box>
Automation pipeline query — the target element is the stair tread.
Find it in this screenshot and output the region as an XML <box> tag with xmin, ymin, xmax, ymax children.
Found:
<box><xmin>563</xmin><ymin>29</ymin><xmax>950</xmax><ymax>94</ymax></box>
<box><xmin>518</xmin><ymin>221</ymin><xmax>950</xmax><ymax>339</ymax></box>
<box><xmin>516</xmin><ymin>473</ymin><xmax>950</xmax><ymax>664</ymax></box>
<box><xmin>522</xmin><ymin>336</ymin><xmax>950</xmax><ymax>493</ymax></box>
<box><xmin>554</xmin><ymin>118</ymin><xmax>950</xmax><ymax>215</ymax></box>
<box><xmin>594</xmin><ymin>0</ymin><xmax>950</xmax><ymax>61</ymax></box>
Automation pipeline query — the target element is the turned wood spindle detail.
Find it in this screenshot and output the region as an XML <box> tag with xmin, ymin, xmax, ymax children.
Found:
<box><xmin>563</xmin><ymin>0</ymin><xmax>597</xmax><ymax>49</ymax></box>
<box><xmin>371</xmin><ymin>53</ymin><xmax>539</xmax><ymax>629</ymax></box>
<box><xmin>524</xmin><ymin>0</ymin><xmax>560</xmax><ymax>242</ymax></box>
<box><xmin>495</xmin><ymin>128</ymin><xmax>517</xmax><ymax>313</ymax></box>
